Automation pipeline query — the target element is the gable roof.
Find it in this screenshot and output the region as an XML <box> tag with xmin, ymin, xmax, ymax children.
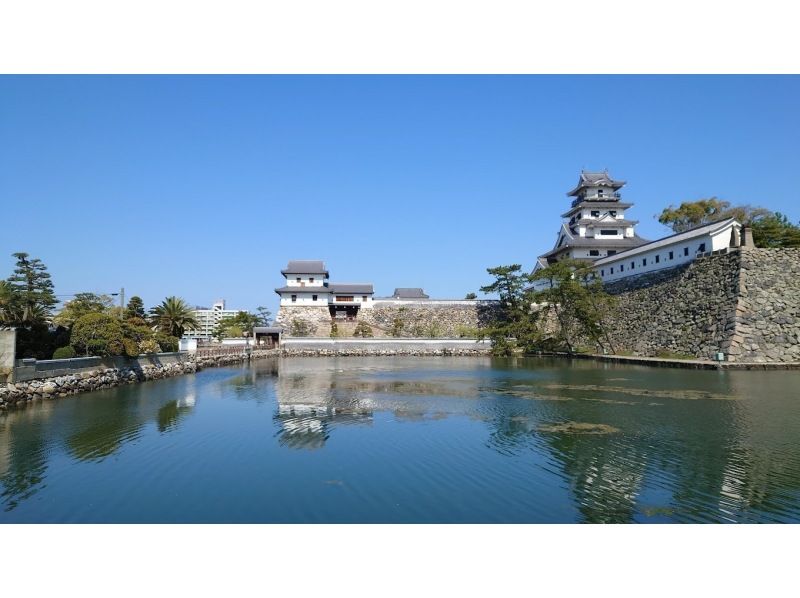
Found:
<box><xmin>392</xmin><ymin>288</ymin><xmax>429</xmax><ymax>299</ymax></box>
<box><xmin>329</xmin><ymin>283</ymin><xmax>374</xmax><ymax>294</ymax></box>
<box><xmin>567</xmin><ymin>170</ymin><xmax>626</xmax><ymax>196</ymax></box>
<box><xmin>281</xmin><ymin>260</ymin><xmax>329</xmax><ymax>276</ymax></box>
<box><xmin>593</xmin><ymin>218</ymin><xmax>740</xmax><ymax>266</ymax></box>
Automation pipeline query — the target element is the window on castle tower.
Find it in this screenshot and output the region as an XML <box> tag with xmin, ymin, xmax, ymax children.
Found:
<box><xmin>589</xmin><ymin>250</ymin><xmax>600</xmax><ymax>256</ymax></box>
<box><xmin>591</xmin><ymin>210</ymin><xmax>600</xmax><ymax>217</ymax></box>
<box><xmin>656</xmin><ymin>255</ymin><xmax>660</xmax><ymax>263</ymax></box>
<box><xmin>291</xmin><ymin>295</ymin><xmax>297</xmax><ymax>302</ymax></box>
<box><xmin>669</xmin><ymin>251</ymin><xmax>674</xmax><ymax>260</ymax></box>
<box><xmin>312</xmin><ymin>295</ymin><xmax>318</xmax><ymax>301</ymax></box>
<box><xmin>642</xmin><ymin>258</ymin><xmax>647</xmax><ymax>266</ymax></box>
<box><xmin>684</xmin><ymin>247</ymin><xmax>689</xmax><ymax>256</ymax></box>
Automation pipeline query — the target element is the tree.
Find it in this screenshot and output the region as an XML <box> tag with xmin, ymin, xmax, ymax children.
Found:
<box><xmin>658</xmin><ymin>199</ymin><xmax>799</xmax><ymax>248</ymax></box>
<box><xmin>0</xmin><ymin>280</ymin><xmax>19</xmax><ymax>327</ymax></box>
<box><xmin>658</xmin><ymin>198</ymin><xmax>732</xmax><ymax>232</ymax></box>
<box><xmin>150</xmin><ymin>296</ymin><xmax>198</xmax><ymax>338</ymax></box>
<box><xmin>53</xmin><ymin>293</ymin><xmax>114</xmax><ymax>328</ymax></box>
<box><xmin>6</xmin><ymin>252</ymin><xmax>57</xmax><ymax>325</ymax></box>
<box><xmin>751</xmin><ymin>212</ymin><xmax>800</xmax><ymax>248</ymax></box>
<box><xmin>531</xmin><ymin>259</ymin><xmax>616</xmax><ymax>355</ymax></box>
<box><xmin>255</xmin><ymin>306</ymin><xmax>272</xmax><ymax>326</ymax></box>
<box><xmin>464</xmin><ymin>292</ymin><xmax>477</xmax><ymax>300</ymax></box>
<box><xmin>330</xmin><ymin>321</ymin><xmax>339</xmax><ymax>338</ymax></box>
<box><xmin>213</xmin><ymin>311</ymin><xmax>260</xmax><ymax>339</ymax></box>
<box><xmin>125</xmin><ymin>296</ymin><xmax>147</xmax><ymax>320</ymax></box>
<box><xmin>70</xmin><ymin>313</ymin><xmax>126</xmax><ymax>356</ymax></box>
<box><xmin>479</xmin><ymin>264</ymin><xmax>541</xmax><ymax>355</ymax></box>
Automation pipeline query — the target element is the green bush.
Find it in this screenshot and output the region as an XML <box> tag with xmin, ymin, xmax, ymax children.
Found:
<box><xmin>139</xmin><ymin>338</ymin><xmax>161</xmax><ymax>354</ymax></box>
<box><xmin>290</xmin><ymin>319</ymin><xmax>313</xmax><ymax>337</ymax></box>
<box><xmin>52</xmin><ymin>346</ymin><xmax>76</xmax><ymax>359</ymax></box>
<box><xmin>71</xmin><ymin>312</ymin><xmax>125</xmax><ymax>356</ymax></box>
<box><xmin>389</xmin><ymin>317</ymin><xmax>404</xmax><ymax>337</ymax></box>
<box><xmin>353</xmin><ymin>321</ymin><xmax>374</xmax><ymax>338</ymax></box>
<box><xmin>330</xmin><ymin>321</ymin><xmax>339</xmax><ymax>338</ymax></box>
<box><xmin>123</xmin><ymin>338</ymin><xmax>140</xmax><ymax>357</ymax></box>
<box><xmin>155</xmin><ymin>333</ymin><xmax>179</xmax><ymax>353</ymax></box>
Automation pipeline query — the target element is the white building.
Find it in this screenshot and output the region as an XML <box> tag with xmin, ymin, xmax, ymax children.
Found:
<box><xmin>275</xmin><ymin>260</ymin><xmax>374</xmax><ymax>320</ymax></box>
<box><xmin>593</xmin><ymin>217</ymin><xmax>742</xmax><ymax>282</ymax></box>
<box><xmin>183</xmin><ymin>300</ymin><xmax>240</xmax><ymax>340</ymax></box>
<box><xmin>533</xmin><ymin>171</ymin><xmax>649</xmax><ymax>275</ymax></box>
<box><xmin>532</xmin><ymin>170</ymin><xmax>744</xmax><ymax>287</ymax></box>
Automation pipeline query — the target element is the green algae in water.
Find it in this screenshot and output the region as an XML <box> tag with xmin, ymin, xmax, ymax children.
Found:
<box><xmin>538</xmin><ymin>422</ymin><xmax>621</xmax><ymax>435</ymax></box>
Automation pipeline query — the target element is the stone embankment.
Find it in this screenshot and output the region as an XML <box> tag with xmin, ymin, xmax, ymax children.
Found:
<box><xmin>601</xmin><ymin>248</ymin><xmax>800</xmax><ymax>363</ymax></box>
<box><xmin>282</xmin><ymin>347</ymin><xmax>491</xmax><ymax>357</ymax></box>
<box><xmin>275</xmin><ymin>301</ymin><xmax>500</xmax><ymax>338</ymax></box>
<box><xmin>0</xmin><ymin>348</ymin><xmax>279</xmax><ymax>410</ymax></box>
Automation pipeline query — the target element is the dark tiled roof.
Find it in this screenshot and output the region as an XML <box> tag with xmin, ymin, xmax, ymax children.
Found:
<box><xmin>561</xmin><ymin>202</ymin><xmax>633</xmax><ymax>217</ymax></box>
<box><xmin>392</xmin><ymin>287</ymin><xmax>429</xmax><ymax>299</ymax></box>
<box><xmin>281</xmin><ymin>260</ymin><xmax>329</xmax><ymax>275</ymax></box>
<box><xmin>273</xmin><ymin>286</ymin><xmax>328</xmax><ymax>294</ymax></box>
<box><xmin>329</xmin><ymin>283</ymin><xmax>374</xmax><ymax>294</ymax></box>
<box><xmin>538</xmin><ymin>235</ymin><xmax>649</xmax><ymax>259</ymax></box>
<box><xmin>567</xmin><ymin>170</ymin><xmax>626</xmax><ymax>196</ymax></box>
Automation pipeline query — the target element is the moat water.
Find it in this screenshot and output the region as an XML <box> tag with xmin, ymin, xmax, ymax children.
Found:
<box><xmin>1</xmin><ymin>356</ymin><xmax>799</xmax><ymax>523</ymax></box>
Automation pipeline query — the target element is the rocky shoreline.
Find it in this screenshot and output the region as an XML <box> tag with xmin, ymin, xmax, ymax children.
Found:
<box><xmin>0</xmin><ymin>349</ymin><xmax>279</xmax><ymax>410</ymax></box>
<box><xmin>280</xmin><ymin>348</ymin><xmax>492</xmax><ymax>357</ymax></box>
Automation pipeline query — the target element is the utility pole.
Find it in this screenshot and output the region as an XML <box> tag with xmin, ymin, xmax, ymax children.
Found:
<box><xmin>119</xmin><ymin>287</ymin><xmax>125</xmax><ymax>319</ymax></box>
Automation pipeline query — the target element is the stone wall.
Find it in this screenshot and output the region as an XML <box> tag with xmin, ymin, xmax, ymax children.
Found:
<box><xmin>599</xmin><ymin>248</ymin><xmax>800</xmax><ymax>363</ymax></box>
<box><xmin>601</xmin><ymin>251</ymin><xmax>741</xmax><ymax>359</ymax></box>
<box><xmin>281</xmin><ymin>338</ymin><xmax>492</xmax><ymax>356</ymax></box>
<box><xmin>0</xmin><ymin>348</ymin><xmax>279</xmax><ymax>409</ymax></box>
<box><xmin>361</xmin><ymin>301</ymin><xmax>499</xmax><ymax>337</ymax></box>
<box><xmin>276</xmin><ymin>301</ymin><xmax>500</xmax><ymax>338</ymax></box>
<box><xmin>0</xmin><ymin>329</ymin><xmax>14</xmax><ymax>383</ymax></box>
<box><xmin>728</xmin><ymin>248</ymin><xmax>800</xmax><ymax>363</ymax></box>
<box><xmin>274</xmin><ymin>306</ymin><xmax>332</xmax><ymax>337</ymax></box>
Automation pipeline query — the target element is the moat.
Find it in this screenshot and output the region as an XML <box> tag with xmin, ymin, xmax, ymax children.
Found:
<box><xmin>1</xmin><ymin>356</ymin><xmax>799</xmax><ymax>523</ymax></box>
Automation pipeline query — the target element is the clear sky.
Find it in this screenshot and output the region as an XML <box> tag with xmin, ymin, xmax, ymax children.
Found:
<box><xmin>1</xmin><ymin>75</ymin><xmax>798</xmax><ymax>315</ymax></box>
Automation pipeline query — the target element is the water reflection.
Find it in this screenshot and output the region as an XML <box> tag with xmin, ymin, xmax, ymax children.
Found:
<box><xmin>1</xmin><ymin>356</ymin><xmax>800</xmax><ymax>522</ymax></box>
<box><xmin>273</xmin><ymin>359</ymin><xmax>373</xmax><ymax>450</ymax></box>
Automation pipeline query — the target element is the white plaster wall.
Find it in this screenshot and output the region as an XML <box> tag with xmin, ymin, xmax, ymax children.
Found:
<box><xmin>596</xmin><ymin>234</ymin><xmax>714</xmax><ymax>282</ymax></box>
<box><xmin>285</xmin><ymin>275</ymin><xmax>326</xmax><ymax>288</ymax></box>
<box><xmin>280</xmin><ymin>292</ymin><xmax>330</xmax><ymax>306</ymax></box>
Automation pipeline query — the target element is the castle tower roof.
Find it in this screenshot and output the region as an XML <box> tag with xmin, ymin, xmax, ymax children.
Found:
<box><xmin>567</xmin><ymin>170</ymin><xmax>626</xmax><ymax>197</ymax></box>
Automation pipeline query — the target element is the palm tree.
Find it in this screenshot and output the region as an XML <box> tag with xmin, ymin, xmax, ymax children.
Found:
<box><xmin>150</xmin><ymin>296</ymin><xmax>198</xmax><ymax>338</ymax></box>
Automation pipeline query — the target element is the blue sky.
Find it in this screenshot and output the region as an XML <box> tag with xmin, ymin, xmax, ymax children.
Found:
<box><xmin>1</xmin><ymin>75</ymin><xmax>798</xmax><ymax>314</ymax></box>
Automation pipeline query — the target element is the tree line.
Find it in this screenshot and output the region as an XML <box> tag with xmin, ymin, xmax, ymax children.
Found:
<box><xmin>0</xmin><ymin>252</ymin><xmax>271</xmax><ymax>359</ymax></box>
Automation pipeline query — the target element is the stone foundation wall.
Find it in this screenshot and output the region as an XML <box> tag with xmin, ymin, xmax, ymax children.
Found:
<box><xmin>361</xmin><ymin>301</ymin><xmax>499</xmax><ymax>337</ymax></box>
<box><xmin>0</xmin><ymin>348</ymin><xmax>279</xmax><ymax>409</ymax></box>
<box><xmin>275</xmin><ymin>306</ymin><xmax>332</xmax><ymax>337</ymax></box>
<box><xmin>276</xmin><ymin>301</ymin><xmax>500</xmax><ymax>338</ymax></box>
<box><xmin>599</xmin><ymin>248</ymin><xmax>800</xmax><ymax>363</ymax></box>
<box><xmin>728</xmin><ymin>248</ymin><xmax>800</xmax><ymax>363</ymax></box>
<box><xmin>602</xmin><ymin>252</ymin><xmax>741</xmax><ymax>359</ymax></box>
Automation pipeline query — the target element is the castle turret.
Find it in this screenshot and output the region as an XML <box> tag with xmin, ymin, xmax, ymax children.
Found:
<box><xmin>535</xmin><ymin>170</ymin><xmax>648</xmax><ymax>268</ymax></box>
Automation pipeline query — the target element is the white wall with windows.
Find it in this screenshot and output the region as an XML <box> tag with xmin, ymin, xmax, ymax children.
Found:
<box><xmin>280</xmin><ymin>291</ymin><xmax>330</xmax><ymax>306</ymax></box>
<box><xmin>285</xmin><ymin>275</ymin><xmax>327</xmax><ymax>288</ymax></box>
<box><xmin>594</xmin><ymin>223</ymin><xmax>739</xmax><ymax>283</ymax></box>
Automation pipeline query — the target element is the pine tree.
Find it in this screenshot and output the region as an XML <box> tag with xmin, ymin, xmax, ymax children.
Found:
<box><xmin>7</xmin><ymin>252</ymin><xmax>57</xmax><ymax>324</ymax></box>
<box><xmin>125</xmin><ymin>296</ymin><xmax>147</xmax><ymax>320</ymax></box>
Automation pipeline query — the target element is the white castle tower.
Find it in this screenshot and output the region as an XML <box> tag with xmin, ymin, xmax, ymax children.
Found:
<box><xmin>534</xmin><ymin>170</ymin><xmax>648</xmax><ymax>272</ymax></box>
